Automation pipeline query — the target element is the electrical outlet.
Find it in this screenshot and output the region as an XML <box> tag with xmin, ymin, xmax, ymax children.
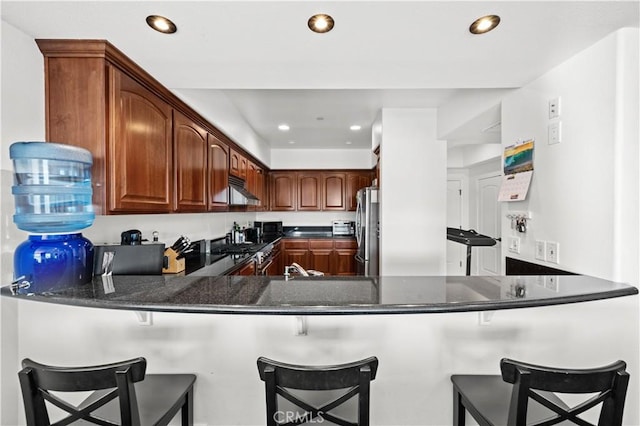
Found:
<box><xmin>546</xmin><ymin>241</ymin><xmax>559</xmax><ymax>264</ymax></box>
<box><xmin>548</xmin><ymin>121</ymin><xmax>561</xmax><ymax>144</ymax></box>
<box><xmin>508</xmin><ymin>237</ymin><xmax>521</xmax><ymax>254</ymax></box>
<box><xmin>545</xmin><ymin>275</ymin><xmax>559</xmax><ymax>292</ymax></box>
<box><xmin>535</xmin><ymin>241</ymin><xmax>546</xmax><ymax>260</ymax></box>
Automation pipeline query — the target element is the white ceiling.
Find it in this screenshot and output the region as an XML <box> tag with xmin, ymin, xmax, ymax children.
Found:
<box><xmin>2</xmin><ymin>1</ymin><xmax>638</xmax><ymax>149</ymax></box>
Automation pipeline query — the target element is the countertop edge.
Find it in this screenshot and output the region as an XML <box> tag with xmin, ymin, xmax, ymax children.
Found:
<box><xmin>3</xmin><ymin>285</ymin><xmax>636</xmax><ymax>315</ymax></box>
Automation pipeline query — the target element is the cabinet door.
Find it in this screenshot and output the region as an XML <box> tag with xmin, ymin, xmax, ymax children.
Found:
<box><xmin>284</xmin><ymin>250</ymin><xmax>310</xmax><ymax>270</ymax></box>
<box><xmin>309</xmin><ymin>239</ymin><xmax>334</xmax><ymax>275</ymax></box>
<box><xmin>298</xmin><ymin>172</ymin><xmax>322</xmax><ymax>211</ymax></box>
<box><xmin>322</xmin><ymin>173</ymin><xmax>346</xmax><ymax>211</ymax></box>
<box><xmin>208</xmin><ymin>133</ymin><xmax>229</xmax><ymax>210</ymax></box>
<box><xmin>333</xmin><ymin>239</ymin><xmax>358</xmax><ymax>275</ymax></box>
<box><xmin>230</xmin><ymin>148</ymin><xmax>247</xmax><ymax>179</ymax></box>
<box><xmin>270</xmin><ymin>172</ymin><xmax>297</xmax><ymax>211</ymax></box>
<box><xmin>234</xmin><ymin>261</ymin><xmax>256</xmax><ymax>276</ymax></box>
<box><xmin>346</xmin><ymin>172</ymin><xmax>372</xmax><ymax>211</ymax></box>
<box><xmin>256</xmin><ymin>167</ymin><xmax>265</xmax><ymax>211</ymax></box>
<box><xmin>110</xmin><ymin>69</ymin><xmax>173</xmax><ymax>212</ymax></box>
<box><xmin>246</xmin><ymin>161</ymin><xmax>258</xmax><ymax>211</ymax></box>
<box><xmin>173</xmin><ymin>111</ymin><xmax>208</xmax><ymax>212</ymax></box>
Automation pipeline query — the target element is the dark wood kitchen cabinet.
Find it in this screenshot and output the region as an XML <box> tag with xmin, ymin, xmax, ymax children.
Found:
<box><xmin>346</xmin><ymin>172</ymin><xmax>373</xmax><ymax>211</ymax></box>
<box><xmin>297</xmin><ymin>172</ymin><xmax>322</xmax><ymax>211</ymax></box>
<box><xmin>111</xmin><ymin>69</ymin><xmax>174</xmax><ymax>213</ymax></box>
<box><xmin>173</xmin><ymin>110</ymin><xmax>208</xmax><ymax>212</ymax></box>
<box><xmin>208</xmin><ymin>134</ymin><xmax>229</xmax><ymax>210</ymax></box>
<box><xmin>322</xmin><ymin>173</ymin><xmax>347</xmax><ymax>211</ymax></box>
<box><xmin>283</xmin><ymin>239</ymin><xmax>310</xmax><ymax>270</ymax></box>
<box><xmin>37</xmin><ymin>39</ymin><xmax>267</xmax><ymax>215</ymax></box>
<box><xmin>270</xmin><ymin>172</ymin><xmax>297</xmax><ymax>211</ymax></box>
<box><xmin>282</xmin><ymin>238</ymin><xmax>357</xmax><ymax>276</ymax></box>
<box><xmin>38</xmin><ymin>40</ymin><xmax>175</xmax><ymax>214</ymax></box>
<box><xmin>308</xmin><ymin>239</ymin><xmax>334</xmax><ymax>274</ymax></box>
<box><xmin>333</xmin><ymin>239</ymin><xmax>358</xmax><ymax>275</ymax></box>
<box><xmin>230</xmin><ymin>148</ymin><xmax>247</xmax><ymax>180</ymax></box>
<box><xmin>256</xmin><ymin>167</ymin><xmax>266</xmax><ymax>211</ymax></box>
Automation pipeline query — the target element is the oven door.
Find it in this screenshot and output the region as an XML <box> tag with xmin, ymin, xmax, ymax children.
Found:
<box><xmin>256</xmin><ymin>259</ymin><xmax>273</xmax><ymax>276</ymax></box>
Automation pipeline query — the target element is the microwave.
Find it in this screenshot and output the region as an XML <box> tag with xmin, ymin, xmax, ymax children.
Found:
<box><xmin>332</xmin><ymin>220</ymin><xmax>354</xmax><ymax>236</ymax></box>
<box><xmin>256</xmin><ymin>221</ymin><xmax>283</xmax><ymax>237</ymax></box>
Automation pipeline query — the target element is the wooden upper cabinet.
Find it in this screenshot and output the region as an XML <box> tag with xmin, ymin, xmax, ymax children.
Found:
<box><xmin>208</xmin><ymin>134</ymin><xmax>229</xmax><ymax>210</ymax></box>
<box><xmin>230</xmin><ymin>148</ymin><xmax>247</xmax><ymax>179</ymax></box>
<box><xmin>270</xmin><ymin>172</ymin><xmax>297</xmax><ymax>211</ymax></box>
<box><xmin>173</xmin><ymin>110</ymin><xmax>207</xmax><ymax>212</ymax></box>
<box><xmin>322</xmin><ymin>173</ymin><xmax>346</xmax><ymax>211</ymax></box>
<box><xmin>255</xmin><ymin>167</ymin><xmax>265</xmax><ymax>211</ymax></box>
<box><xmin>110</xmin><ymin>68</ymin><xmax>173</xmax><ymax>213</ymax></box>
<box><xmin>297</xmin><ymin>172</ymin><xmax>322</xmax><ymax>211</ymax></box>
<box><xmin>346</xmin><ymin>172</ymin><xmax>372</xmax><ymax>211</ymax></box>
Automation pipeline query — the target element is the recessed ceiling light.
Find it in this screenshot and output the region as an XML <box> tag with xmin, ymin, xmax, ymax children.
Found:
<box><xmin>278</xmin><ymin>124</ymin><xmax>290</xmax><ymax>131</ymax></box>
<box><xmin>146</xmin><ymin>15</ymin><xmax>177</xmax><ymax>34</ymax></box>
<box><xmin>345</xmin><ymin>141</ymin><xmax>352</xmax><ymax>145</ymax></box>
<box><xmin>350</xmin><ymin>125</ymin><xmax>361</xmax><ymax>131</ymax></box>
<box><xmin>308</xmin><ymin>14</ymin><xmax>335</xmax><ymax>33</ymax></box>
<box><xmin>288</xmin><ymin>141</ymin><xmax>296</xmax><ymax>144</ymax></box>
<box><xmin>469</xmin><ymin>15</ymin><xmax>500</xmax><ymax>35</ymax></box>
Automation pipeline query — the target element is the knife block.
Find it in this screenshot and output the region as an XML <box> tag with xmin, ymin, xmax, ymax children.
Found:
<box><xmin>163</xmin><ymin>248</ymin><xmax>185</xmax><ymax>274</ymax></box>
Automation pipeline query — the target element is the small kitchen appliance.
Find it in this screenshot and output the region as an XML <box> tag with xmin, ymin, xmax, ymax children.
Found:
<box><xmin>355</xmin><ymin>187</ymin><xmax>379</xmax><ymax>276</ymax></box>
<box><xmin>10</xmin><ymin>142</ymin><xmax>95</xmax><ymax>293</ymax></box>
<box><xmin>257</xmin><ymin>221</ymin><xmax>283</xmax><ymax>241</ymax></box>
<box><xmin>332</xmin><ymin>220</ymin><xmax>354</xmax><ymax>236</ymax></box>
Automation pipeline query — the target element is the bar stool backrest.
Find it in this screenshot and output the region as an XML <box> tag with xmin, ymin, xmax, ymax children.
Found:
<box><xmin>257</xmin><ymin>356</ymin><xmax>379</xmax><ymax>426</ymax></box>
<box><xmin>500</xmin><ymin>358</ymin><xmax>629</xmax><ymax>426</ymax></box>
<box><xmin>18</xmin><ymin>357</ymin><xmax>147</xmax><ymax>426</ymax></box>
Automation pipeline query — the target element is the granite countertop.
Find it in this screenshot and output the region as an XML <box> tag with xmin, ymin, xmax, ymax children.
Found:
<box><xmin>2</xmin><ymin>274</ymin><xmax>636</xmax><ymax>315</ymax></box>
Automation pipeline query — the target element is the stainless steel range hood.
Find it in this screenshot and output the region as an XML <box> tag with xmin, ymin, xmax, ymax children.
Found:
<box><xmin>229</xmin><ymin>175</ymin><xmax>259</xmax><ymax>206</ymax></box>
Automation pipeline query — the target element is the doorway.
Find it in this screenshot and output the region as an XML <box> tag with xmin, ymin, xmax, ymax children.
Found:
<box><xmin>446</xmin><ymin>179</ymin><xmax>464</xmax><ymax>275</ymax></box>
<box><xmin>476</xmin><ymin>173</ymin><xmax>502</xmax><ymax>275</ymax></box>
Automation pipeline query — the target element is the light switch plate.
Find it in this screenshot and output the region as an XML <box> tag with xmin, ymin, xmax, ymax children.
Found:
<box><xmin>549</xmin><ymin>97</ymin><xmax>561</xmax><ymax>119</ymax></box>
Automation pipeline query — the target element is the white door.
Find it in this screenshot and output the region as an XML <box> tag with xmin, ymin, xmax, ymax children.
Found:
<box><xmin>446</xmin><ymin>179</ymin><xmax>464</xmax><ymax>275</ymax></box>
<box><xmin>477</xmin><ymin>174</ymin><xmax>501</xmax><ymax>275</ymax></box>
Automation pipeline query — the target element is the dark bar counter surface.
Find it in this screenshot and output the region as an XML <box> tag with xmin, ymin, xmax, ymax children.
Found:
<box><xmin>2</xmin><ymin>273</ymin><xmax>637</xmax><ymax>315</ymax></box>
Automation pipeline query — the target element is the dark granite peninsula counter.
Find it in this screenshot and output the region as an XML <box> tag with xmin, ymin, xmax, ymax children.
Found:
<box><xmin>2</xmin><ymin>274</ymin><xmax>636</xmax><ymax>315</ymax></box>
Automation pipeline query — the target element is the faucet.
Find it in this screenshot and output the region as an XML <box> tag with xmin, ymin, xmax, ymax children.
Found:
<box><xmin>284</xmin><ymin>263</ymin><xmax>309</xmax><ymax>281</ymax></box>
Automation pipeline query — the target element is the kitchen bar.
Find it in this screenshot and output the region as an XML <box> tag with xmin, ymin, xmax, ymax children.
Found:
<box><xmin>2</xmin><ymin>274</ymin><xmax>636</xmax><ymax>315</ymax></box>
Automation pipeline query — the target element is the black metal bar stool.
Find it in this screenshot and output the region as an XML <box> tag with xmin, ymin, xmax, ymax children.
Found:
<box><xmin>451</xmin><ymin>358</ymin><xmax>629</xmax><ymax>426</ymax></box>
<box><xmin>257</xmin><ymin>356</ymin><xmax>379</xmax><ymax>426</ymax></box>
<box><xmin>18</xmin><ymin>356</ymin><xmax>196</xmax><ymax>425</ymax></box>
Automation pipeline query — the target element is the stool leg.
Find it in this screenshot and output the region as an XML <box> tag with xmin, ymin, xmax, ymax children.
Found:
<box><xmin>453</xmin><ymin>388</ymin><xmax>465</xmax><ymax>426</ymax></box>
<box><xmin>181</xmin><ymin>387</ymin><xmax>194</xmax><ymax>425</ymax></box>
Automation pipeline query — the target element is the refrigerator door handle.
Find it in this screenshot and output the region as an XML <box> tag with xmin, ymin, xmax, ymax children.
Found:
<box><xmin>355</xmin><ymin>195</ymin><xmax>362</xmax><ymax>247</ymax></box>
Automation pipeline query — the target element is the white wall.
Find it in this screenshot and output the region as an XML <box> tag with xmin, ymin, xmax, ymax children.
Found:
<box><xmin>501</xmin><ymin>28</ymin><xmax>639</xmax><ymax>284</ymax></box>
<box><xmin>0</xmin><ymin>20</ymin><xmax>46</xmax><ymax>425</ymax></box>
<box><xmin>270</xmin><ymin>148</ymin><xmax>375</xmax><ymax>170</ymax></box>
<box><xmin>380</xmin><ymin>108</ymin><xmax>446</xmax><ymax>275</ymax></box>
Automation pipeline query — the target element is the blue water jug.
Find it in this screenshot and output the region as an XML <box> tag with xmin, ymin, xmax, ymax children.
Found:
<box><xmin>13</xmin><ymin>233</ymin><xmax>94</xmax><ymax>294</ymax></box>
<box><xmin>10</xmin><ymin>142</ymin><xmax>95</xmax><ymax>233</ymax></box>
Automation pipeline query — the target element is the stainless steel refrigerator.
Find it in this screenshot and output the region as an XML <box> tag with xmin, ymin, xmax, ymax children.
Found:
<box><xmin>355</xmin><ymin>187</ymin><xmax>379</xmax><ymax>276</ymax></box>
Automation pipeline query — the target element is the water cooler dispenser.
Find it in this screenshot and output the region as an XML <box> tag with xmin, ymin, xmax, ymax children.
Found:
<box><xmin>10</xmin><ymin>142</ymin><xmax>96</xmax><ymax>294</ymax></box>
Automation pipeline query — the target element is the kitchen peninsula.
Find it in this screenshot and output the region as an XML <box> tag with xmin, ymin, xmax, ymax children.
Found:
<box><xmin>2</xmin><ymin>274</ymin><xmax>636</xmax><ymax>315</ymax></box>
